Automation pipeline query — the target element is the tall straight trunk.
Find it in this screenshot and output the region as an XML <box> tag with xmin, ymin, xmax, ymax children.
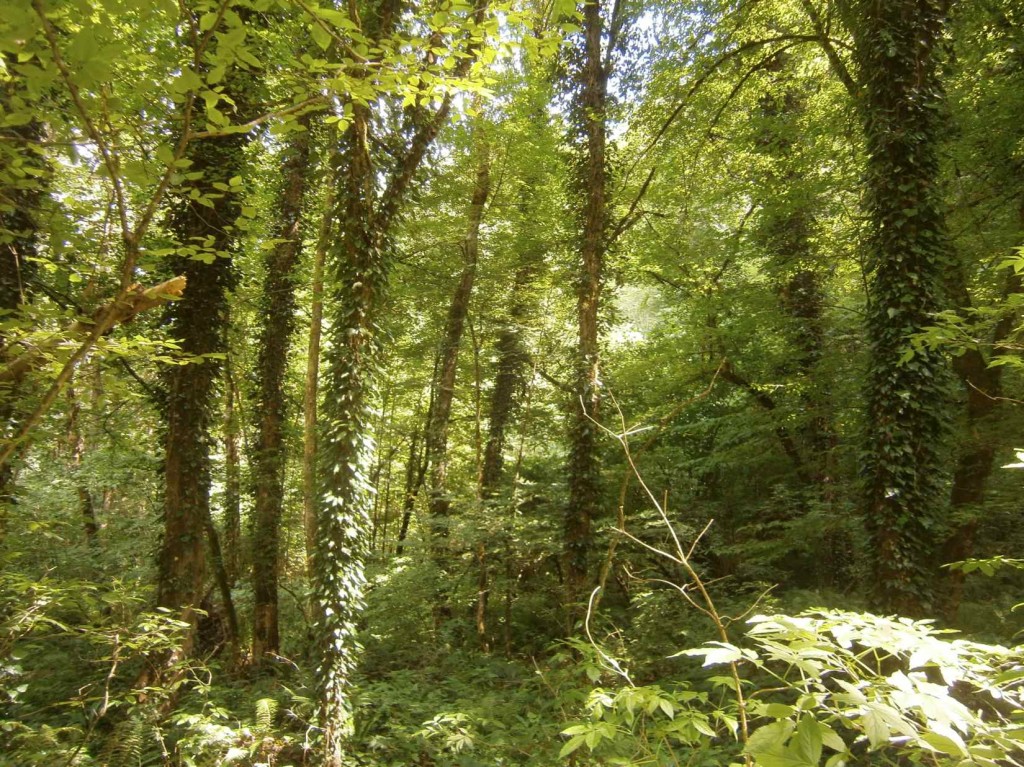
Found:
<box><xmin>67</xmin><ymin>379</ymin><xmax>98</xmax><ymax>546</ymax></box>
<box><xmin>564</xmin><ymin>0</ymin><xmax>609</xmax><ymax>610</ymax></box>
<box><xmin>477</xmin><ymin>240</ymin><xmax>543</xmax><ymax>651</ymax></box>
<box><xmin>480</xmin><ymin>266</ymin><xmax>534</xmax><ymax>494</ymax></box>
<box><xmin>941</xmin><ymin>203</ymin><xmax>1024</xmax><ymax>618</ymax></box>
<box><xmin>395</xmin><ymin>423</ymin><xmax>427</xmax><ymax>556</ymax></box>
<box><xmin>303</xmin><ymin>187</ymin><xmax>333</xmax><ymax>571</ymax></box>
<box><xmin>751</xmin><ymin>52</ymin><xmax>842</xmax><ymax>584</ymax></box>
<box><xmin>850</xmin><ymin>0</ymin><xmax>954</xmax><ymax>615</ymax></box>
<box><xmin>223</xmin><ymin>360</ymin><xmax>241</xmax><ymax>584</ymax></box>
<box><xmin>315</xmin><ymin>101</ymin><xmax>380</xmax><ymax>767</ymax></box>
<box><xmin>203</xmin><ymin>498</ymin><xmax>240</xmax><ymax>655</ymax></box>
<box><xmin>311</xmin><ymin>4</ymin><xmax>492</xmax><ymax>759</ymax></box>
<box><xmin>251</xmin><ymin>119</ymin><xmax>313</xmax><ymax>663</ymax></box>
<box><xmin>425</xmin><ymin>142</ymin><xmax>491</xmax><ymax>601</ymax></box>
<box><xmin>0</xmin><ymin>54</ymin><xmax>46</xmax><ymax>537</ymax></box>
<box><xmin>157</xmin><ymin>102</ymin><xmax>253</xmax><ymax>647</ymax></box>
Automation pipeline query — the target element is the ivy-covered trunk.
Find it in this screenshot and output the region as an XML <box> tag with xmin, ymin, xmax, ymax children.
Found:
<box><xmin>311</xmin><ymin>3</ymin><xmax>491</xmax><ymax>759</ymax></box>
<box><xmin>314</xmin><ymin>103</ymin><xmax>380</xmax><ymax>767</ymax></box>
<box><xmin>850</xmin><ymin>0</ymin><xmax>954</xmax><ymax>615</ymax></box>
<box><xmin>565</xmin><ymin>0</ymin><xmax>609</xmax><ymax>612</ymax></box>
<box><xmin>481</xmin><ymin>265</ymin><xmax>535</xmax><ymax>496</ymax></box>
<box><xmin>0</xmin><ymin>55</ymin><xmax>46</xmax><ymax>534</ymax></box>
<box><xmin>251</xmin><ymin>119</ymin><xmax>313</xmax><ymax>663</ymax></box>
<box><xmin>158</xmin><ymin>129</ymin><xmax>250</xmax><ymax>640</ymax></box>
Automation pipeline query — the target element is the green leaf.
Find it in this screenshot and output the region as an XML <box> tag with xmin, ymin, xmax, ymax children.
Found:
<box><xmin>765</xmin><ymin>703</ymin><xmax>795</xmax><ymax>719</ymax></box>
<box><xmin>175</xmin><ymin>68</ymin><xmax>204</xmax><ymax>93</ymax></box>
<box><xmin>199</xmin><ymin>11</ymin><xmax>219</xmax><ymax>31</ymax></box>
<box><xmin>311</xmin><ymin>22</ymin><xmax>331</xmax><ymax>51</ymax></box>
<box><xmin>792</xmin><ymin>716</ymin><xmax>822</xmax><ymax>766</ymax></box>
<box><xmin>155</xmin><ymin>145</ymin><xmax>175</xmax><ymax>165</ymax></box>
<box><xmin>559</xmin><ymin>734</ymin><xmax>585</xmax><ymax>758</ymax></box>
<box><xmin>919</xmin><ymin>731</ymin><xmax>967</xmax><ymax>757</ymax></box>
<box><xmin>861</xmin><ymin>709</ymin><xmax>889</xmax><ymax>750</ymax></box>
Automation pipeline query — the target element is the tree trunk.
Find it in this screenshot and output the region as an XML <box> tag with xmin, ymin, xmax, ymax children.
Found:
<box><xmin>850</xmin><ymin>0</ymin><xmax>954</xmax><ymax>615</ymax></box>
<box><xmin>303</xmin><ymin>187</ymin><xmax>333</xmax><ymax>572</ymax></box>
<box><xmin>251</xmin><ymin>119</ymin><xmax>313</xmax><ymax>663</ymax></box>
<box><xmin>480</xmin><ymin>265</ymin><xmax>534</xmax><ymax>494</ymax></box>
<box><xmin>223</xmin><ymin>359</ymin><xmax>241</xmax><ymax>584</ymax></box>
<box><xmin>203</xmin><ymin>501</ymin><xmax>240</xmax><ymax>657</ymax></box>
<box><xmin>157</xmin><ymin>102</ymin><xmax>253</xmax><ymax>653</ymax></box>
<box><xmin>67</xmin><ymin>379</ymin><xmax>98</xmax><ymax>546</ymax></box>
<box><xmin>0</xmin><ymin>57</ymin><xmax>47</xmax><ymax>536</ymax></box>
<box><xmin>425</xmin><ymin>140</ymin><xmax>491</xmax><ymax>617</ymax></box>
<box><xmin>315</xmin><ymin>101</ymin><xmax>380</xmax><ymax>767</ymax></box>
<box><xmin>564</xmin><ymin>0</ymin><xmax>609</xmax><ymax>613</ymax></box>
<box><xmin>395</xmin><ymin>423</ymin><xmax>427</xmax><ymax>556</ymax></box>
<box><xmin>311</xmin><ymin>4</ymin><xmax>491</xmax><ymax>759</ymax></box>
<box><xmin>941</xmin><ymin>213</ymin><xmax>1023</xmax><ymax>618</ymax></box>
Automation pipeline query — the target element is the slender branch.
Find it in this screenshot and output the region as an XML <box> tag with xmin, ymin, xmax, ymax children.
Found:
<box><xmin>32</xmin><ymin>0</ymin><xmax>131</xmax><ymax>246</ymax></box>
<box><xmin>797</xmin><ymin>0</ymin><xmax>858</xmax><ymax>100</ymax></box>
<box><xmin>0</xmin><ymin>277</ymin><xmax>186</xmax><ymax>470</ymax></box>
<box><xmin>608</xmin><ymin>166</ymin><xmax>656</xmax><ymax>246</ymax></box>
<box><xmin>536</xmin><ymin>365</ymin><xmax>573</xmax><ymax>394</ymax></box>
<box><xmin>594</xmin><ymin>362</ymin><xmax>725</xmax><ymax>607</ymax></box>
<box><xmin>604</xmin><ymin>0</ymin><xmax>625</xmax><ymax>72</ymax></box>
<box><xmin>631</xmin><ymin>34</ymin><xmax>830</xmax><ymax>174</ymax></box>
<box><xmin>584</xmin><ymin>393</ymin><xmax>752</xmax><ymax>755</ymax></box>
<box><xmin>378</xmin><ymin>0</ymin><xmax>492</xmax><ymax>231</ymax></box>
<box><xmin>189</xmin><ymin>96</ymin><xmax>328</xmax><ymax>139</ymax></box>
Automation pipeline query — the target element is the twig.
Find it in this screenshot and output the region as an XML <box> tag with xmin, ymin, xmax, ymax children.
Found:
<box><xmin>593</xmin><ymin>361</ymin><xmax>726</xmax><ymax>607</ymax></box>
<box><xmin>584</xmin><ymin>392</ymin><xmax>753</xmax><ymax>759</ymax></box>
<box><xmin>584</xmin><ymin>588</ymin><xmax>633</xmax><ymax>686</ymax></box>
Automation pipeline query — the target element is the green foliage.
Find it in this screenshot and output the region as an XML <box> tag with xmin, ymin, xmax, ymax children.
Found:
<box><xmin>561</xmin><ymin>610</ymin><xmax>1024</xmax><ymax>767</ymax></box>
<box><xmin>2</xmin><ymin>1</ymin><xmax>1024</xmax><ymax>767</ymax></box>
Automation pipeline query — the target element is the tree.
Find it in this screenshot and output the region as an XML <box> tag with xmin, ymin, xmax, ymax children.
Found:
<box><xmin>251</xmin><ymin>115</ymin><xmax>315</xmax><ymax>663</ymax></box>
<box><xmin>155</xmin><ymin>4</ymin><xmax>259</xmax><ymax>655</ymax></box>
<box><xmin>309</xmin><ymin>2</ymin><xmax>497</xmax><ymax>760</ymax></box>
<box><xmin>425</xmin><ymin>125</ymin><xmax>491</xmax><ymax>618</ymax></box>
<box><xmin>564</xmin><ymin>0</ymin><xmax>612</xmax><ymax>614</ymax></box>
<box><xmin>846</xmin><ymin>0</ymin><xmax>955</xmax><ymax>614</ymax></box>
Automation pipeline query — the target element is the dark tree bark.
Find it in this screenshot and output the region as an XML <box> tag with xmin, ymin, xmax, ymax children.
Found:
<box><xmin>203</xmin><ymin>498</ymin><xmax>240</xmax><ymax>656</ymax></box>
<box><xmin>564</xmin><ymin>0</ymin><xmax>610</xmax><ymax>612</ymax></box>
<box><xmin>941</xmin><ymin>226</ymin><xmax>1023</xmax><ymax>618</ymax></box>
<box><xmin>395</xmin><ymin>422</ymin><xmax>427</xmax><ymax>556</ymax></box>
<box><xmin>223</xmin><ymin>359</ymin><xmax>241</xmax><ymax>584</ymax></box>
<box><xmin>157</xmin><ymin>78</ymin><xmax>254</xmax><ymax>653</ymax></box>
<box><xmin>0</xmin><ymin>54</ymin><xmax>48</xmax><ymax>534</ymax></box>
<box><xmin>425</xmin><ymin>141</ymin><xmax>491</xmax><ymax>615</ymax></box>
<box><xmin>481</xmin><ymin>262</ymin><xmax>535</xmax><ymax>496</ymax></box>
<box><xmin>251</xmin><ymin>118</ymin><xmax>313</xmax><ymax>663</ymax></box>
<box><xmin>849</xmin><ymin>0</ymin><xmax>955</xmax><ymax>615</ymax></box>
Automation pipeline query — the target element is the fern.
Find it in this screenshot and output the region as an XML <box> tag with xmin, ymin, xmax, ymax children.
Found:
<box><xmin>103</xmin><ymin>713</ymin><xmax>144</xmax><ymax>767</ymax></box>
<box><xmin>254</xmin><ymin>697</ymin><xmax>278</xmax><ymax>736</ymax></box>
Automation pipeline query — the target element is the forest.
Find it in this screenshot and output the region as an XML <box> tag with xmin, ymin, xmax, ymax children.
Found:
<box><xmin>2</xmin><ymin>0</ymin><xmax>1024</xmax><ymax>765</ymax></box>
